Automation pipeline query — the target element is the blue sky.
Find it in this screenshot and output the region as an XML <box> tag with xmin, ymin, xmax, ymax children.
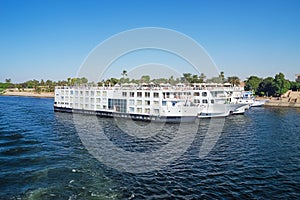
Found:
<box><xmin>0</xmin><ymin>0</ymin><xmax>299</xmax><ymax>82</ymax></box>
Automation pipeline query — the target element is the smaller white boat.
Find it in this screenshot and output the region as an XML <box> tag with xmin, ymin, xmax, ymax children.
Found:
<box><xmin>251</xmin><ymin>99</ymin><xmax>269</xmax><ymax>107</ymax></box>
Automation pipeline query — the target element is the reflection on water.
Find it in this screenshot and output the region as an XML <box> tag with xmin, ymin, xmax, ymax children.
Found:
<box><xmin>0</xmin><ymin>96</ymin><xmax>299</xmax><ymax>199</ymax></box>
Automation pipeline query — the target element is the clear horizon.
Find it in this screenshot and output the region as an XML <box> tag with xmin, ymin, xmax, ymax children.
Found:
<box><xmin>0</xmin><ymin>0</ymin><xmax>299</xmax><ymax>83</ymax></box>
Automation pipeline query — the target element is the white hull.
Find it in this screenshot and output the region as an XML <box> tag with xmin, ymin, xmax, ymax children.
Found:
<box><xmin>232</xmin><ymin>104</ymin><xmax>250</xmax><ymax>115</ymax></box>
<box><xmin>251</xmin><ymin>100</ymin><xmax>268</xmax><ymax>107</ymax></box>
<box><xmin>198</xmin><ymin>103</ymin><xmax>246</xmax><ymax>118</ymax></box>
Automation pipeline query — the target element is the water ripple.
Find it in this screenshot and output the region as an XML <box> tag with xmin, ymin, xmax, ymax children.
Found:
<box><xmin>0</xmin><ymin>97</ymin><xmax>299</xmax><ymax>199</ymax></box>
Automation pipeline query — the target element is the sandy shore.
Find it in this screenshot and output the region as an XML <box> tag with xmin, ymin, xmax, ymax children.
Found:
<box><xmin>1</xmin><ymin>91</ymin><xmax>54</xmax><ymax>98</ymax></box>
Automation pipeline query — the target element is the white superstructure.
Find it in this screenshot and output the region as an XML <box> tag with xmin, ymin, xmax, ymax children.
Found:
<box><xmin>54</xmin><ymin>84</ymin><xmax>199</xmax><ymax>122</ymax></box>
<box><xmin>54</xmin><ymin>84</ymin><xmax>247</xmax><ymax>122</ymax></box>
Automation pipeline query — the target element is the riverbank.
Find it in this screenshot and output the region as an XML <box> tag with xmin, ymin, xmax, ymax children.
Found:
<box><xmin>1</xmin><ymin>91</ymin><xmax>54</xmax><ymax>98</ymax></box>
<box><xmin>264</xmin><ymin>91</ymin><xmax>300</xmax><ymax>108</ymax></box>
<box><xmin>265</xmin><ymin>99</ymin><xmax>300</xmax><ymax>108</ymax></box>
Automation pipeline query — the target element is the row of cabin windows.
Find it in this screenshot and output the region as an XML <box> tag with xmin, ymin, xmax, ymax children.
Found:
<box><xmin>122</xmin><ymin>92</ymin><xmax>159</xmax><ymax>98</ymax></box>
<box><xmin>194</xmin><ymin>99</ymin><xmax>214</xmax><ymax>104</ymax></box>
<box><xmin>68</xmin><ymin>91</ymin><xmax>106</xmax><ymax>96</ymax></box>
<box><xmin>129</xmin><ymin>99</ymin><xmax>158</xmax><ymax>106</ymax></box>
<box><xmin>60</xmin><ymin>91</ymin><xmax>208</xmax><ymax>98</ymax></box>
<box><xmin>60</xmin><ymin>91</ymin><xmax>162</xmax><ymax>98</ymax></box>
<box><xmin>60</xmin><ymin>95</ymin><xmax>159</xmax><ymax>105</ymax></box>
<box><xmin>193</xmin><ymin>92</ymin><xmax>208</xmax><ymax>97</ymax></box>
<box><xmin>70</xmin><ymin>103</ymin><xmax>106</xmax><ymax>109</ymax></box>
<box><xmin>132</xmin><ymin>107</ymin><xmax>157</xmax><ymax>114</ymax></box>
<box><xmin>59</xmin><ymin>97</ymin><xmax>106</xmax><ymax>104</ymax></box>
<box><xmin>161</xmin><ymin>92</ymin><xmax>208</xmax><ymax>98</ymax></box>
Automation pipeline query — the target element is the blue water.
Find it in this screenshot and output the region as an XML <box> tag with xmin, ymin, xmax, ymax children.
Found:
<box><xmin>0</xmin><ymin>96</ymin><xmax>299</xmax><ymax>199</ymax></box>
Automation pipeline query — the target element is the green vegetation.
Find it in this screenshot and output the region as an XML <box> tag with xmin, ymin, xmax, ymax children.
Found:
<box><xmin>245</xmin><ymin>72</ymin><xmax>299</xmax><ymax>97</ymax></box>
<box><xmin>244</xmin><ymin>76</ymin><xmax>262</xmax><ymax>92</ymax></box>
<box><xmin>1</xmin><ymin>71</ymin><xmax>299</xmax><ymax>97</ymax></box>
<box><xmin>0</xmin><ymin>77</ymin><xmax>89</xmax><ymax>93</ymax></box>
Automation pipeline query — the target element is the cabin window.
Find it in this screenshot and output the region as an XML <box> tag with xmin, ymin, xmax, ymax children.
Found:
<box><xmin>211</xmin><ymin>99</ymin><xmax>215</xmax><ymax>104</ymax></box>
<box><xmin>154</xmin><ymin>109</ymin><xmax>159</xmax><ymax>114</ymax></box>
<box><xmin>145</xmin><ymin>92</ymin><xmax>150</xmax><ymax>98</ymax></box>
<box><xmin>129</xmin><ymin>99</ymin><xmax>134</xmax><ymax>105</ymax></box>
<box><xmin>202</xmin><ymin>99</ymin><xmax>208</xmax><ymax>104</ymax></box>
<box><xmin>145</xmin><ymin>108</ymin><xmax>150</xmax><ymax>114</ymax></box>
<box><xmin>202</xmin><ymin>92</ymin><xmax>207</xmax><ymax>97</ymax></box>
<box><xmin>85</xmin><ymin>91</ymin><xmax>89</xmax><ymax>96</ymax></box>
<box><xmin>137</xmin><ymin>108</ymin><xmax>142</xmax><ymax>113</ymax></box>
<box><xmin>130</xmin><ymin>92</ymin><xmax>134</xmax><ymax>97</ymax></box>
<box><xmin>162</xmin><ymin>101</ymin><xmax>166</xmax><ymax>106</ymax></box>
<box><xmin>70</xmin><ymin>91</ymin><xmax>74</xmax><ymax>95</ymax></box>
<box><xmin>96</xmin><ymin>98</ymin><xmax>101</xmax><ymax>103</ymax></box>
<box><xmin>75</xmin><ymin>91</ymin><xmax>78</xmax><ymax>96</ymax></box>
<box><xmin>129</xmin><ymin>107</ymin><xmax>134</xmax><ymax>112</ymax></box>
<box><xmin>154</xmin><ymin>92</ymin><xmax>159</xmax><ymax>98</ymax></box>
<box><xmin>91</xmin><ymin>91</ymin><xmax>94</xmax><ymax>96</ymax></box>
<box><xmin>154</xmin><ymin>101</ymin><xmax>159</xmax><ymax>105</ymax></box>
<box><xmin>194</xmin><ymin>92</ymin><xmax>200</xmax><ymax>96</ymax></box>
<box><xmin>137</xmin><ymin>100</ymin><xmax>142</xmax><ymax>105</ymax></box>
<box><xmin>145</xmin><ymin>100</ymin><xmax>150</xmax><ymax>106</ymax></box>
<box><xmin>80</xmin><ymin>91</ymin><xmax>83</xmax><ymax>96</ymax></box>
<box><xmin>137</xmin><ymin>92</ymin><xmax>142</xmax><ymax>97</ymax></box>
<box><xmin>96</xmin><ymin>91</ymin><xmax>101</xmax><ymax>96</ymax></box>
<box><xmin>194</xmin><ymin>99</ymin><xmax>200</xmax><ymax>104</ymax></box>
<box><xmin>122</xmin><ymin>92</ymin><xmax>127</xmax><ymax>97</ymax></box>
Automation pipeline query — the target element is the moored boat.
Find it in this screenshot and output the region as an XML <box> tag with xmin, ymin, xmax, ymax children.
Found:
<box><xmin>54</xmin><ymin>83</ymin><xmax>246</xmax><ymax>122</ymax></box>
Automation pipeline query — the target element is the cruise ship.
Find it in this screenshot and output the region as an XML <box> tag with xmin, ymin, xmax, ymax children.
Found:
<box><xmin>54</xmin><ymin>83</ymin><xmax>246</xmax><ymax>122</ymax></box>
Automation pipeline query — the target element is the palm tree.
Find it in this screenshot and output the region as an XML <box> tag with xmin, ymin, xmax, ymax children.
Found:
<box><xmin>183</xmin><ymin>73</ymin><xmax>192</xmax><ymax>83</ymax></box>
<box><xmin>121</xmin><ymin>70</ymin><xmax>127</xmax><ymax>78</ymax></box>
<box><xmin>199</xmin><ymin>73</ymin><xmax>206</xmax><ymax>83</ymax></box>
<box><xmin>227</xmin><ymin>76</ymin><xmax>240</xmax><ymax>86</ymax></box>
<box><xmin>121</xmin><ymin>70</ymin><xmax>127</xmax><ymax>84</ymax></box>
<box><xmin>219</xmin><ymin>71</ymin><xmax>225</xmax><ymax>83</ymax></box>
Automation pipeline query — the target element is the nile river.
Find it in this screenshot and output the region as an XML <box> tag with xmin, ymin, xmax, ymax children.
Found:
<box><xmin>0</xmin><ymin>96</ymin><xmax>299</xmax><ymax>199</ymax></box>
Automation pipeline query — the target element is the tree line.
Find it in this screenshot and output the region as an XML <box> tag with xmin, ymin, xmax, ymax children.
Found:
<box><xmin>99</xmin><ymin>70</ymin><xmax>241</xmax><ymax>86</ymax></box>
<box><xmin>0</xmin><ymin>77</ymin><xmax>89</xmax><ymax>93</ymax></box>
<box><xmin>245</xmin><ymin>72</ymin><xmax>300</xmax><ymax>97</ymax></box>
<box><xmin>1</xmin><ymin>71</ymin><xmax>299</xmax><ymax>97</ymax></box>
